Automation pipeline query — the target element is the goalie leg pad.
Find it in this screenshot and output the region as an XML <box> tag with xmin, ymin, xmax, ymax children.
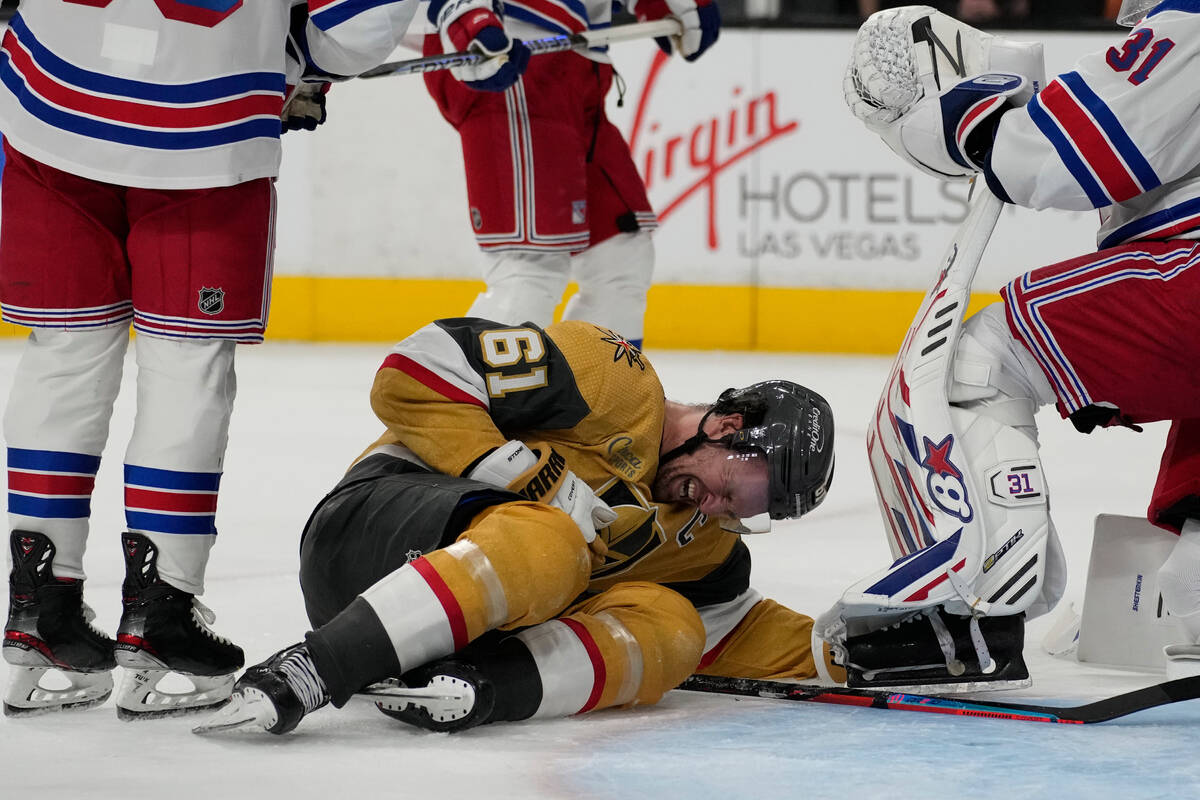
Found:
<box><xmin>851</xmin><ymin>293</ymin><xmax>1063</xmax><ymax>621</ymax></box>
<box><xmin>844</xmin><ymin>607</ymin><xmax>1029</xmax><ymax>690</ymax></box>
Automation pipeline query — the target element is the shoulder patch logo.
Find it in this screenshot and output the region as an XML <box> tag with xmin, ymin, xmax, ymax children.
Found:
<box><xmin>198</xmin><ymin>287</ymin><xmax>224</xmax><ymax>316</ymax></box>
<box><xmin>596</xmin><ymin>327</ymin><xmax>645</xmax><ymax>370</ymax></box>
<box><xmin>606</xmin><ymin>435</ymin><xmax>645</xmax><ymax>479</ymax></box>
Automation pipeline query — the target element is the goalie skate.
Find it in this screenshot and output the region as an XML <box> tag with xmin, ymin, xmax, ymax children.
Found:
<box><xmin>114</xmin><ymin>533</ymin><xmax>242</xmax><ymax>719</ymax></box>
<box><xmin>4</xmin><ymin>530</ymin><xmax>116</xmax><ymax>716</ymax></box>
<box><xmin>842</xmin><ymin>606</ymin><xmax>1031</xmax><ymax>693</ymax></box>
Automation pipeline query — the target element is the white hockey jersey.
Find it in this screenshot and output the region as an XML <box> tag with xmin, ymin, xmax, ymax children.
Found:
<box><xmin>987</xmin><ymin>2</ymin><xmax>1200</xmax><ymax>249</ymax></box>
<box><xmin>0</xmin><ymin>0</ymin><xmax>417</xmax><ymax>189</ymax></box>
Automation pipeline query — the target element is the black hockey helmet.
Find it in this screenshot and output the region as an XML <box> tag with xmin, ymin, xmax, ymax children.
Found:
<box><xmin>661</xmin><ymin>380</ymin><xmax>835</xmax><ymax>520</ymax></box>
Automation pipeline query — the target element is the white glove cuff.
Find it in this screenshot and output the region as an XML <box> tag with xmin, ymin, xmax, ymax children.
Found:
<box><xmin>466</xmin><ymin>439</ymin><xmax>537</xmax><ymax>489</ymax></box>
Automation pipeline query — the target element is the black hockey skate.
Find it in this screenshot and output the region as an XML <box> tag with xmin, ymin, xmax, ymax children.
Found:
<box><xmin>114</xmin><ymin>532</ymin><xmax>243</xmax><ymax>719</ymax></box>
<box><xmin>4</xmin><ymin>530</ymin><xmax>116</xmax><ymax>716</ymax></box>
<box><xmin>372</xmin><ymin>637</ymin><xmax>542</xmax><ymax>733</ymax></box>
<box><xmin>371</xmin><ymin>658</ymin><xmax>499</xmax><ymax>733</ymax></box>
<box><xmin>843</xmin><ymin>607</ymin><xmax>1030</xmax><ymax>693</ymax></box>
<box><xmin>192</xmin><ymin>643</ymin><xmax>330</xmax><ymax>735</ymax></box>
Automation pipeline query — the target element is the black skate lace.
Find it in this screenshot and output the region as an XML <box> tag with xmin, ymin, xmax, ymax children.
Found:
<box><xmin>278</xmin><ymin>649</ymin><xmax>329</xmax><ymax>714</ymax></box>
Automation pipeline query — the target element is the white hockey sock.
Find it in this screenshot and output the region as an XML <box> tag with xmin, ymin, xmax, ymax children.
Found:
<box><xmin>1158</xmin><ymin>519</ymin><xmax>1200</xmax><ymax>643</ymax></box>
<box><xmin>564</xmin><ymin>231</ymin><xmax>654</xmax><ymax>342</ymax></box>
<box><xmin>467</xmin><ymin>251</ymin><xmax>570</xmax><ymax>327</ymax></box>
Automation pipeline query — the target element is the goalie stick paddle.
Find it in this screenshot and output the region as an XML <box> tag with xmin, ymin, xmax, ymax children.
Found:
<box><xmin>358</xmin><ymin>19</ymin><xmax>683</xmax><ymax>79</ymax></box>
<box><xmin>677</xmin><ymin>674</ymin><xmax>1200</xmax><ymax>724</ymax></box>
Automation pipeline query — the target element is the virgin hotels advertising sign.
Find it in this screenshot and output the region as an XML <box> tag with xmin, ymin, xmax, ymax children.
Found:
<box><xmin>606</xmin><ymin>29</ymin><xmax>1104</xmax><ymax>292</ymax></box>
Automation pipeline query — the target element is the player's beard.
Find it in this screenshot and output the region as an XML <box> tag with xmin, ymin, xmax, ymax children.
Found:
<box><xmin>649</xmin><ymin>457</ymin><xmax>696</xmax><ymax>508</ymax></box>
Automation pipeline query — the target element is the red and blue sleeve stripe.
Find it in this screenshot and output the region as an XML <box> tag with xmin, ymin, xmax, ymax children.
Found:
<box><xmin>308</xmin><ymin>0</ymin><xmax>405</xmax><ymax>30</ymax></box>
<box><xmin>1027</xmin><ymin>71</ymin><xmax>1160</xmax><ymax>207</ymax></box>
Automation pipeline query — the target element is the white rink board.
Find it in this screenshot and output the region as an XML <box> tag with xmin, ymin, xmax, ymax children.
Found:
<box><xmin>276</xmin><ymin>28</ymin><xmax>1114</xmax><ymax>290</ymax></box>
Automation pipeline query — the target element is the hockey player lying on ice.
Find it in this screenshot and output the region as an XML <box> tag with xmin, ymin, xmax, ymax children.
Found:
<box><xmin>815</xmin><ymin>1</ymin><xmax>1200</xmax><ymax>690</ymax></box>
<box><xmin>196</xmin><ymin>319</ymin><xmax>837</xmax><ymax>735</ymax></box>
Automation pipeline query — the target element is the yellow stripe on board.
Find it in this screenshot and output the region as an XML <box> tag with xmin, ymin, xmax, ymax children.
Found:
<box><xmin>0</xmin><ymin>277</ymin><xmax>1000</xmax><ymax>354</ymax></box>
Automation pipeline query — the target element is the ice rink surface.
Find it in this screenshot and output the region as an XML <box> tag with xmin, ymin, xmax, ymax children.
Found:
<box><xmin>1</xmin><ymin>339</ymin><xmax>1197</xmax><ymax>799</ymax></box>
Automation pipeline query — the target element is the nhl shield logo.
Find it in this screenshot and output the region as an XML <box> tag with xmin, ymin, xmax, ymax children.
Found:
<box><xmin>470</xmin><ymin>207</ymin><xmax>483</xmax><ymax>231</ymax></box>
<box><xmin>197</xmin><ymin>287</ymin><xmax>225</xmax><ymax>316</ymax></box>
<box><xmin>571</xmin><ymin>200</ymin><xmax>586</xmax><ymax>225</ymax></box>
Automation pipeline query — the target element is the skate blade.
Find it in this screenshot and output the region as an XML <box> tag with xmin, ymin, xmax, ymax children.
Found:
<box><xmin>118</xmin><ymin>669</ymin><xmax>235</xmax><ymax>721</ymax></box>
<box><xmin>849</xmin><ymin>677</ymin><xmax>1033</xmax><ymax>695</ymax></box>
<box><xmin>360</xmin><ymin>676</ymin><xmax>475</xmax><ymax>722</ymax></box>
<box><xmin>4</xmin><ymin>666</ymin><xmax>114</xmax><ymax>716</ymax></box>
<box><xmin>191</xmin><ymin>690</ymin><xmax>275</xmax><ymax>735</ymax></box>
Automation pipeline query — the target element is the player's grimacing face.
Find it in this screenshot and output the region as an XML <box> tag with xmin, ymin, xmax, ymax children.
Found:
<box><xmin>652</xmin><ymin>445</ymin><xmax>770</xmax><ymax>520</ymax></box>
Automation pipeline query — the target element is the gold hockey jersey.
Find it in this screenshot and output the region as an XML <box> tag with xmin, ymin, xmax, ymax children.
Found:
<box><xmin>364</xmin><ymin>318</ymin><xmax>819</xmax><ymax>680</ymax></box>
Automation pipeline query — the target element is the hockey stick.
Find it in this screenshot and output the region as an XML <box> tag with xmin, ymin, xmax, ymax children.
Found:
<box><xmin>677</xmin><ymin>674</ymin><xmax>1200</xmax><ymax>724</ymax></box>
<box><xmin>357</xmin><ymin>19</ymin><xmax>683</xmax><ymax>79</ymax></box>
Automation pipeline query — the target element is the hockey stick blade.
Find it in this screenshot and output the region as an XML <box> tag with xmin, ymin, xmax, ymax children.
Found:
<box><xmin>358</xmin><ymin>19</ymin><xmax>683</xmax><ymax>79</ymax></box>
<box><xmin>677</xmin><ymin>674</ymin><xmax>1200</xmax><ymax>724</ymax></box>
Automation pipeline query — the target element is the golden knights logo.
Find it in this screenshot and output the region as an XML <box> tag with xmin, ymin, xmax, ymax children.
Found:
<box><xmin>596</xmin><ymin>327</ymin><xmax>645</xmax><ymax>370</ymax></box>
<box><xmin>197</xmin><ymin>287</ymin><xmax>224</xmax><ymax>316</ymax></box>
<box><xmin>592</xmin><ymin>480</ymin><xmax>666</xmax><ymax>579</ymax></box>
<box><xmin>591</xmin><ymin>479</ymin><xmax>706</xmax><ymax>579</ymax></box>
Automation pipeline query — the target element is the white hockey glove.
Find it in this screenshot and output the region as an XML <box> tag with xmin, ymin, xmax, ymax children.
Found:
<box><xmin>467</xmin><ymin>440</ymin><xmax>618</xmax><ymax>554</ymax></box>
<box><xmin>845</xmin><ymin>5</ymin><xmax>1044</xmax><ymax>179</ymax></box>
<box><xmin>629</xmin><ymin>0</ymin><xmax>720</xmax><ymax>61</ymax></box>
<box><xmin>428</xmin><ymin>0</ymin><xmax>531</xmax><ymax>92</ymax></box>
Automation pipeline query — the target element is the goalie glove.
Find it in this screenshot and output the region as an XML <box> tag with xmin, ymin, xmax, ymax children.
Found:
<box><xmin>629</xmin><ymin>0</ymin><xmax>720</xmax><ymax>61</ymax></box>
<box><xmin>844</xmin><ymin>5</ymin><xmax>1044</xmax><ymax>180</ymax></box>
<box><xmin>467</xmin><ymin>440</ymin><xmax>618</xmax><ymax>554</ymax></box>
<box><xmin>877</xmin><ymin>72</ymin><xmax>1028</xmax><ymax>180</ymax></box>
<box><xmin>429</xmin><ymin>0</ymin><xmax>531</xmax><ymax>92</ymax></box>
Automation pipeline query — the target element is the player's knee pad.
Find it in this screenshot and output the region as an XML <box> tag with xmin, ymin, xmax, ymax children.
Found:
<box><xmin>563</xmin><ymin>232</ymin><xmax>654</xmax><ymax>341</ymax></box>
<box><xmin>460</xmin><ymin>502</ymin><xmax>592</xmax><ymax>630</ymax></box>
<box><xmin>952</xmin><ymin>302</ymin><xmax>1055</xmax><ymax>439</ymax></box>
<box><xmin>516</xmin><ymin>582</ymin><xmax>703</xmax><ymax>715</ymax></box>
<box><xmin>467</xmin><ymin>251</ymin><xmax>570</xmax><ymax>327</ymax></box>
<box><xmin>580</xmin><ymin>581</ymin><xmax>705</xmax><ymax>705</ymax></box>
